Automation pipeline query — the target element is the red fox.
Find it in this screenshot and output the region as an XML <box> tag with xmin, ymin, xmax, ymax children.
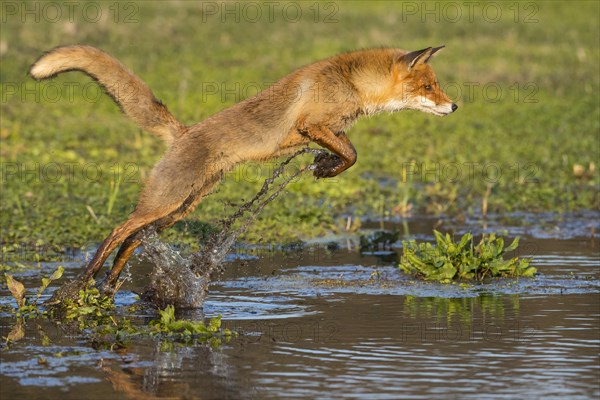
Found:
<box><xmin>30</xmin><ymin>45</ymin><xmax>457</xmax><ymax>295</ymax></box>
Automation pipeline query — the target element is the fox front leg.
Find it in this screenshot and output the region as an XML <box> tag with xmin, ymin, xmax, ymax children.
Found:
<box><xmin>300</xmin><ymin>124</ymin><xmax>357</xmax><ymax>178</ymax></box>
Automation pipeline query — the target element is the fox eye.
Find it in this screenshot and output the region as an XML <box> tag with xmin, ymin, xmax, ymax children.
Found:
<box><xmin>424</xmin><ymin>84</ymin><xmax>433</xmax><ymax>91</ymax></box>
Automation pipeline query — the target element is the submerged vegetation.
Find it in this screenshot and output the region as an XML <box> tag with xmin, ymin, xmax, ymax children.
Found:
<box><xmin>399</xmin><ymin>231</ymin><xmax>536</xmax><ymax>282</ymax></box>
<box><xmin>2</xmin><ymin>269</ymin><xmax>234</xmax><ymax>349</ymax></box>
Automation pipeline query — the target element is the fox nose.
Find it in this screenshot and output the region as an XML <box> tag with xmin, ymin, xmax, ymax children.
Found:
<box><xmin>451</xmin><ymin>103</ymin><xmax>458</xmax><ymax>112</ymax></box>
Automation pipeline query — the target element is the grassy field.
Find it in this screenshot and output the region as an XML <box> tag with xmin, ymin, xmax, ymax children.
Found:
<box><xmin>1</xmin><ymin>1</ymin><xmax>598</xmax><ymax>259</ymax></box>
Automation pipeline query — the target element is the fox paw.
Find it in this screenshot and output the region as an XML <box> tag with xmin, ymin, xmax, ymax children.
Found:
<box><xmin>97</xmin><ymin>279</ymin><xmax>117</xmax><ymax>299</ymax></box>
<box><xmin>43</xmin><ymin>276</ymin><xmax>92</xmax><ymax>307</ymax></box>
<box><xmin>313</xmin><ymin>153</ymin><xmax>342</xmax><ymax>178</ymax></box>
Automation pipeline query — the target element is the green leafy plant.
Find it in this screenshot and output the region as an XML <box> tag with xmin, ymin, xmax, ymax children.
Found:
<box><xmin>399</xmin><ymin>230</ymin><xmax>536</xmax><ymax>282</ymax></box>
<box><xmin>3</xmin><ymin>268</ymin><xmax>64</xmax><ymax>347</ymax></box>
<box><xmin>62</xmin><ymin>287</ymin><xmax>116</xmax><ymax>330</ymax></box>
<box><xmin>92</xmin><ymin>305</ymin><xmax>235</xmax><ymax>350</ymax></box>
<box><xmin>5</xmin><ymin>266</ymin><xmax>64</xmax><ymax>316</ymax></box>
<box><xmin>149</xmin><ymin>305</ymin><xmax>233</xmax><ymax>341</ymax></box>
<box><xmin>3</xmin><ymin>268</ymin><xmax>235</xmax><ymax>349</ymax></box>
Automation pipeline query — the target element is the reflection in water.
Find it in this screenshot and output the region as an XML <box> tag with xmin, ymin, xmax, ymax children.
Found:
<box><xmin>223</xmin><ymin>293</ymin><xmax>598</xmax><ymax>400</ymax></box>
<box><xmin>99</xmin><ymin>341</ymin><xmax>248</xmax><ymax>400</ymax></box>
<box><xmin>1</xmin><ymin>228</ymin><xmax>598</xmax><ymax>399</ymax></box>
<box><xmin>404</xmin><ymin>294</ymin><xmax>521</xmax><ymax>324</ymax></box>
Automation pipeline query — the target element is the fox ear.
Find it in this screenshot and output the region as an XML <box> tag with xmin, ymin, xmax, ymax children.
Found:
<box><xmin>427</xmin><ymin>45</ymin><xmax>445</xmax><ymax>61</ymax></box>
<box><xmin>399</xmin><ymin>46</ymin><xmax>445</xmax><ymax>70</ymax></box>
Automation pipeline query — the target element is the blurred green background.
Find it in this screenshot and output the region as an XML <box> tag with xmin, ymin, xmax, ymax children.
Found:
<box><xmin>1</xmin><ymin>1</ymin><xmax>598</xmax><ymax>258</ymax></box>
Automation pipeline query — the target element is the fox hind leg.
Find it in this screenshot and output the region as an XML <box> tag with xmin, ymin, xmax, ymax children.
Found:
<box><xmin>45</xmin><ymin>210</ymin><xmax>170</xmax><ymax>306</ymax></box>
<box><xmin>100</xmin><ymin>233</ymin><xmax>144</xmax><ymax>291</ymax></box>
<box><xmin>81</xmin><ymin>212</ymin><xmax>163</xmax><ymax>282</ymax></box>
<box><xmin>97</xmin><ymin>172</ymin><xmax>222</xmax><ymax>294</ymax></box>
<box><xmin>98</xmin><ymin>211</ymin><xmax>185</xmax><ymax>294</ymax></box>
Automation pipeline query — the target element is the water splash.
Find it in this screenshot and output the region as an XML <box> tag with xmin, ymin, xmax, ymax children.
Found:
<box><xmin>140</xmin><ymin>148</ymin><xmax>327</xmax><ymax>308</ymax></box>
<box><xmin>138</xmin><ymin>229</ymin><xmax>206</xmax><ymax>308</ymax></box>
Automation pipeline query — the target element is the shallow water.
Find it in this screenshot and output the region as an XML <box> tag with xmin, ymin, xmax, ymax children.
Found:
<box><xmin>1</xmin><ymin>215</ymin><xmax>599</xmax><ymax>399</ymax></box>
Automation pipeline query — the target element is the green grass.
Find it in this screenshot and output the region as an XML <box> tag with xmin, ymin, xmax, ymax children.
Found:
<box><xmin>1</xmin><ymin>1</ymin><xmax>598</xmax><ymax>258</ymax></box>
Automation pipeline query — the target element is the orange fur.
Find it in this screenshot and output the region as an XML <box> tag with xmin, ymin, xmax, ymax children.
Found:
<box><xmin>30</xmin><ymin>45</ymin><xmax>457</xmax><ymax>293</ymax></box>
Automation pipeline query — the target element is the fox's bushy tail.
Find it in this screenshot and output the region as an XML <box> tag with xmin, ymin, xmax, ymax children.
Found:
<box><xmin>30</xmin><ymin>45</ymin><xmax>183</xmax><ymax>141</ymax></box>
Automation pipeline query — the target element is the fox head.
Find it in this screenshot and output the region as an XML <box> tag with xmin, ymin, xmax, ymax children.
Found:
<box><xmin>386</xmin><ymin>46</ymin><xmax>457</xmax><ymax>116</ymax></box>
